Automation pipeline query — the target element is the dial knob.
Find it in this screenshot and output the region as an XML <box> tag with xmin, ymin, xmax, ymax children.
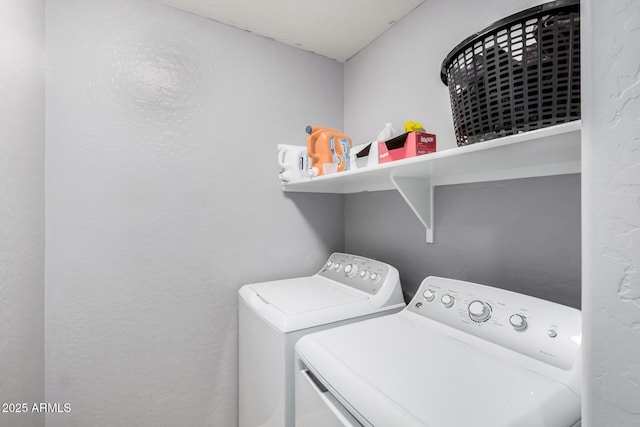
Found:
<box><xmin>359</xmin><ymin>270</ymin><xmax>369</xmax><ymax>280</ymax></box>
<box><xmin>370</xmin><ymin>273</ymin><xmax>379</xmax><ymax>282</ymax></box>
<box><xmin>441</xmin><ymin>294</ymin><xmax>455</xmax><ymax>308</ymax></box>
<box><xmin>423</xmin><ymin>289</ymin><xmax>436</xmax><ymax>302</ymax></box>
<box><xmin>509</xmin><ymin>314</ymin><xmax>528</xmax><ymax>331</ymax></box>
<box><xmin>468</xmin><ymin>300</ymin><xmax>491</xmax><ymax>322</ymax></box>
<box><xmin>344</xmin><ymin>264</ymin><xmax>358</xmax><ymax>277</ymax></box>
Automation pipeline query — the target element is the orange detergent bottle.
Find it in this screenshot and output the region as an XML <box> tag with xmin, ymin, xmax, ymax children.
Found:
<box><xmin>306</xmin><ymin>125</ymin><xmax>352</xmax><ymax>176</ymax></box>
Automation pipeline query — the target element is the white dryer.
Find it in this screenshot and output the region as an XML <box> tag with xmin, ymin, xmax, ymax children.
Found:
<box><xmin>295</xmin><ymin>276</ymin><xmax>582</xmax><ymax>427</ymax></box>
<box><xmin>238</xmin><ymin>252</ymin><xmax>405</xmax><ymax>427</ymax></box>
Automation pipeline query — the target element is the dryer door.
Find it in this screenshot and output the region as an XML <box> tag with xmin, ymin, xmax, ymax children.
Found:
<box><xmin>295</xmin><ymin>368</ymin><xmax>364</xmax><ymax>427</ymax></box>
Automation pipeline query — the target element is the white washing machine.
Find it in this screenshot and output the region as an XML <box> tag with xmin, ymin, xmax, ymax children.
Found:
<box><xmin>238</xmin><ymin>252</ymin><xmax>405</xmax><ymax>427</ymax></box>
<box><xmin>295</xmin><ymin>276</ymin><xmax>582</xmax><ymax>427</ymax></box>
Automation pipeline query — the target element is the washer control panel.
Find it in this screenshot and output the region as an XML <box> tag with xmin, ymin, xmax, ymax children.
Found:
<box><xmin>408</xmin><ymin>276</ymin><xmax>581</xmax><ymax>370</ymax></box>
<box><xmin>318</xmin><ymin>253</ymin><xmax>393</xmax><ymax>295</ymax></box>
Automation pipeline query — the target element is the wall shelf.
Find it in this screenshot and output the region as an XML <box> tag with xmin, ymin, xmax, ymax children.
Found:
<box><xmin>282</xmin><ymin>121</ymin><xmax>581</xmax><ymax>243</ymax></box>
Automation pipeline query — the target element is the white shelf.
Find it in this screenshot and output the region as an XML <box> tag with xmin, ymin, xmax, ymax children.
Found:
<box><xmin>282</xmin><ymin>121</ymin><xmax>581</xmax><ymax>242</ymax></box>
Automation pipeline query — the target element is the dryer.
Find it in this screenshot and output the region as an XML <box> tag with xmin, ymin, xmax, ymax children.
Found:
<box><xmin>295</xmin><ymin>276</ymin><xmax>582</xmax><ymax>427</ymax></box>
<box><xmin>238</xmin><ymin>252</ymin><xmax>405</xmax><ymax>427</ymax></box>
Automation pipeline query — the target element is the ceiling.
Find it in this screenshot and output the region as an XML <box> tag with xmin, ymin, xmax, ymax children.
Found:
<box><xmin>156</xmin><ymin>0</ymin><xmax>424</xmax><ymax>62</ymax></box>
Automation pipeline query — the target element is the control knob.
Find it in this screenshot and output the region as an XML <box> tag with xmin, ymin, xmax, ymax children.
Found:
<box><xmin>344</xmin><ymin>263</ymin><xmax>358</xmax><ymax>278</ymax></box>
<box><xmin>423</xmin><ymin>289</ymin><xmax>436</xmax><ymax>302</ymax></box>
<box><xmin>468</xmin><ymin>300</ymin><xmax>491</xmax><ymax>322</ymax></box>
<box><xmin>509</xmin><ymin>314</ymin><xmax>528</xmax><ymax>331</ymax></box>
<box><xmin>441</xmin><ymin>294</ymin><xmax>455</xmax><ymax>308</ymax></box>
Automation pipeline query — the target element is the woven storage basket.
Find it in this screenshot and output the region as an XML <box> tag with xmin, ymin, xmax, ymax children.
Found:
<box><xmin>441</xmin><ymin>0</ymin><xmax>580</xmax><ymax>146</ymax></box>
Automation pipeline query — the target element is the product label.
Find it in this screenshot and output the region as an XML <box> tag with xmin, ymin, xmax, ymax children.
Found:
<box><xmin>329</xmin><ymin>137</ymin><xmax>351</xmax><ymax>171</ymax></box>
<box><xmin>416</xmin><ymin>133</ymin><xmax>437</xmax><ymax>155</ymax></box>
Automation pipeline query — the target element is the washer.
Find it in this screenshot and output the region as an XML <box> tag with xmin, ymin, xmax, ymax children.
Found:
<box><xmin>238</xmin><ymin>252</ymin><xmax>405</xmax><ymax>427</ymax></box>
<box><xmin>295</xmin><ymin>276</ymin><xmax>582</xmax><ymax>427</ymax></box>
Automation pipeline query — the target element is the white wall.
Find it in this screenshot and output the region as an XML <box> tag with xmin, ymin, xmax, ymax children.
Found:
<box><xmin>345</xmin><ymin>175</ymin><xmax>581</xmax><ymax>307</ymax></box>
<box><xmin>343</xmin><ymin>0</ymin><xmax>581</xmax><ymax>308</ymax></box>
<box><xmin>0</xmin><ymin>1</ymin><xmax>45</xmax><ymax>426</ymax></box>
<box><xmin>582</xmin><ymin>0</ymin><xmax>640</xmax><ymax>424</ymax></box>
<box><xmin>45</xmin><ymin>0</ymin><xmax>344</xmax><ymax>425</ymax></box>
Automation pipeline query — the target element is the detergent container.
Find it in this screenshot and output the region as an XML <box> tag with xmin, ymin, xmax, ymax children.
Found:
<box><xmin>306</xmin><ymin>126</ymin><xmax>352</xmax><ymax>176</ymax></box>
<box><xmin>277</xmin><ymin>144</ymin><xmax>315</xmax><ymax>182</ymax></box>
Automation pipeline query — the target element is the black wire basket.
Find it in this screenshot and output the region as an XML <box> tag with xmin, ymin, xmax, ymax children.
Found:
<box><xmin>441</xmin><ymin>0</ymin><xmax>580</xmax><ymax>146</ymax></box>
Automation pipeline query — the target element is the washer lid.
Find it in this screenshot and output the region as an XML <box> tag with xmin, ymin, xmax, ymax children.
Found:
<box><xmin>239</xmin><ymin>276</ymin><xmax>389</xmax><ymax>333</ymax></box>
<box><xmin>251</xmin><ymin>276</ymin><xmax>365</xmax><ymax>314</ymax></box>
<box><xmin>296</xmin><ymin>312</ymin><xmax>582</xmax><ymax>427</ymax></box>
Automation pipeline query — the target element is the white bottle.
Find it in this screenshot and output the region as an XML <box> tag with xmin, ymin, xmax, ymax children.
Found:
<box><xmin>377</xmin><ymin>122</ymin><xmax>399</xmax><ymax>142</ymax></box>
<box><xmin>277</xmin><ymin>144</ymin><xmax>316</xmax><ymax>182</ymax></box>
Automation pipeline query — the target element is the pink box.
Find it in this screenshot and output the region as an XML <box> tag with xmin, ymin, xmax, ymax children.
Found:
<box><xmin>378</xmin><ymin>132</ymin><xmax>436</xmax><ymax>163</ymax></box>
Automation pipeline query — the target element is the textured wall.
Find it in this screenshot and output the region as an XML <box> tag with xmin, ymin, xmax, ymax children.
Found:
<box><xmin>582</xmin><ymin>0</ymin><xmax>640</xmax><ymax>424</ymax></box>
<box><xmin>343</xmin><ymin>0</ymin><xmax>581</xmax><ymax>308</ymax></box>
<box><xmin>0</xmin><ymin>1</ymin><xmax>45</xmax><ymax>426</ymax></box>
<box><xmin>45</xmin><ymin>0</ymin><xmax>344</xmax><ymax>426</ymax></box>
